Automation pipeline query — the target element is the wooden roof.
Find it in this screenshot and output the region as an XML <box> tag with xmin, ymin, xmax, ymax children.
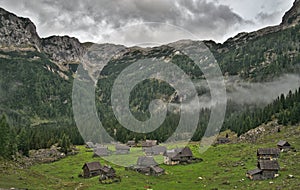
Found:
<box><xmin>277</xmin><ymin>140</ymin><xmax>290</xmax><ymax>147</ymax></box>
<box><xmin>150</xmin><ymin>165</ymin><xmax>164</xmax><ymax>173</ymax></box>
<box><xmin>247</xmin><ymin>168</ymin><xmax>262</xmax><ymax>175</ymax></box>
<box><xmin>258</xmin><ymin>160</ymin><xmax>280</xmax><ymax>170</ymax></box>
<box><xmin>100</xmin><ymin>165</ymin><xmax>115</xmax><ymax>174</ymax></box>
<box><xmin>127</xmin><ymin>141</ymin><xmax>136</xmax><ymax>145</ymax></box>
<box><xmin>137</xmin><ymin>156</ymin><xmax>158</xmax><ymax>167</ymax></box>
<box><xmin>115</xmin><ymin>144</ymin><xmax>130</xmax><ymax>150</ymax></box>
<box><xmin>257</xmin><ymin>148</ymin><xmax>280</xmax><ymax>155</ymax></box>
<box><xmin>82</xmin><ymin>162</ymin><xmax>102</xmax><ymax>171</ymax></box>
<box><xmin>94</xmin><ymin>147</ymin><xmax>109</xmax><ymax>156</ymax></box>
<box><xmin>86</xmin><ymin>142</ymin><xmax>95</xmax><ymax>148</ymax></box>
<box><xmin>163</xmin><ymin>147</ymin><xmax>193</xmax><ymax>159</ymax></box>
<box><xmin>144</xmin><ymin>146</ymin><xmax>166</xmax><ymax>154</ymax></box>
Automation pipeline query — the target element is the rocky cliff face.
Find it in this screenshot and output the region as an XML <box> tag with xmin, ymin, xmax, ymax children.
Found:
<box><xmin>0</xmin><ymin>7</ymin><xmax>86</xmax><ymax>65</ymax></box>
<box><xmin>41</xmin><ymin>36</ymin><xmax>86</xmax><ymax>64</ymax></box>
<box><xmin>0</xmin><ymin>8</ymin><xmax>41</xmax><ymax>51</ymax></box>
<box><xmin>282</xmin><ymin>0</ymin><xmax>300</xmax><ymax>27</ymax></box>
<box><xmin>1</xmin><ymin>0</ymin><xmax>300</xmax><ymax>69</ymax></box>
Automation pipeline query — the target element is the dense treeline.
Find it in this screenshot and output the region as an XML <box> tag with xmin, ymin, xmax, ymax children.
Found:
<box><xmin>0</xmin><ymin>117</ymin><xmax>83</xmax><ymax>159</ymax></box>
<box><xmin>0</xmin><ymin>50</ymin><xmax>83</xmax><ymax>159</ymax></box>
<box><xmin>223</xmin><ymin>87</ymin><xmax>300</xmax><ymax>135</ymax></box>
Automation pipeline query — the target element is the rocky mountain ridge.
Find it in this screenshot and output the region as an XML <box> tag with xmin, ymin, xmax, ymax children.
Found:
<box><xmin>205</xmin><ymin>0</ymin><xmax>300</xmax><ymax>51</ymax></box>
<box><xmin>0</xmin><ymin>7</ymin><xmax>85</xmax><ymax>65</ymax></box>
<box><xmin>0</xmin><ymin>1</ymin><xmax>300</xmax><ymax>69</ymax></box>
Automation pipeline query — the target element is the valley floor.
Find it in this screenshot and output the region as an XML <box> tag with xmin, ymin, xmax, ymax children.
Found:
<box><xmin>0</xmin><ymin>125</ymin><xmax>300</xmax><ymax>190</ymax></box>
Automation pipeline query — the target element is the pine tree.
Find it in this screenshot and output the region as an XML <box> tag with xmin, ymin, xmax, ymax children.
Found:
<box><xmin>59</xmin><ymin>134</ymin><xmax>71</xmax><ymax>154</ymax></box>
<box><xmin>0</xmin><ymin>115</ymin><xmax>16</xmax><ymax>159</ymax></box>
<box><xmin>17</xmin><ymin>127</ymin><xmax>30</xmax><ymax>156</ymax></box>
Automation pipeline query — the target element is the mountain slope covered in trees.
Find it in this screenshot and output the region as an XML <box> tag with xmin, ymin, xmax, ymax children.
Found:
<box><xmin>0</xmin><ymin>1</ymin><xmax>300</xmax><ymax>157</ymax></box>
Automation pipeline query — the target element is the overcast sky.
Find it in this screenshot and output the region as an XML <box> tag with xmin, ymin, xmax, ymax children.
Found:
<box><xmin>0</xmin><ymin>0</ymin><xmax>294</xmax><ymax>46</ymax></box>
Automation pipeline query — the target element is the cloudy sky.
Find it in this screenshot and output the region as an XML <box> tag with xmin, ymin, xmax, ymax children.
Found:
<box><xmin>0</xmin><ymin>0</ymin><xmax>294</xmax><ymax>46</ymax></box>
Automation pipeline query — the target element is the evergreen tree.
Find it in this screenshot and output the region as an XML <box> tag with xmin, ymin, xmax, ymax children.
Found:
<box><xmin>0</xmin><ymin>115</ymin><xmax>16</xmax><ymax>159</ymax></box>
<box><xmin>59</xmin><ymin>134</ymin><xmax>71</xmax><ymax>154</ymax></box>
<box><xmin>17</xmin><ymin>127</ymin><xmax>30</xmax><ymax>156</ymax></box>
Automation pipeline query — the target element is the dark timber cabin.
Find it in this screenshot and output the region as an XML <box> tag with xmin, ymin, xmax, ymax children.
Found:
<box><xmin>163</xmin><ymin>147</ymin><xmax>194</xmax><ymax>165</ymax></box>
<box><xmin>82</xmin><ymin>162</ymin><xmax>102</xmax><ymax>178</ymax></box>
<box><xmin>246</xmin><ymin>168</ymin><xmax>263</xmax><ymax>180</ymax></box>
<box><xmin>93</xmin><ymin>147</ymin><xmax>109</xmax><ymax>157</ymax></box>
<box><xmin>258</xmin><ymin>160</ymin><xmax>280</xmax><ymax>179</ymax></box>
<box><xmin>277</xmin><ymin>140</ymin><xmax>291</xmax><ymax>151</ymax></box>
<box><xmin>99</xmin><ymin>165</ymin><xmax>116</xmax><ymax>180</ymax></box>
<box><xmin>144</xmin><ymin>146</ymin><xmax>167</xmax><ymax>156</ymax></box>
<box><xmin>126</xmin><ymin>156</ymin><xmax>165</xmax><ymax>176</ymax></box>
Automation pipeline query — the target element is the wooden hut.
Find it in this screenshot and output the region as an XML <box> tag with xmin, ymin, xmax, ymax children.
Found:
<box><xmin>246</xmin><ymin>168</ymin><xmax>262</xmax><ymax>180</ymax></box>
<box><xmin>82</xmin><ymin>162</ymin><xmax>102</xmax><ymax>178</ymax></box>
<box><xmin>99</xmin><ymin>165</ymin><xmax>116</xmax><ymax>180</ymax></box>
<box><xmin>93</xmin><ymin>146</ymin><xmax>109</xmax><ymax>157</ymax></box>
<box><xmin>216</xmin><ymin>137</ymin><xmax>230</xmax><ymax>144</ymax></box>
<box><xmin>141</xmin><ymin>140</ymin><xmax>157</xmax><ymax>148</ymax></box>
<box><xmin>277</xmin><ymin>140</ymin><xmax>291</xmax><ymax>151</ymax></box>
<box><xmin>115</xmin><ymin>144</ymin><xmax>130</xmax><ymax>154</ymax></box>
<box><xmin>163</xmin><ymin>147</ymin><xmax>194</xmax><ymax>165</ymax></box>
<box><xmin>258</xmin><ymin>160</ymin><xmax>280</xmax><ymax>179</ymax></box>
<box><xmin>127</xmin><ymin>156</ymin><xmax>165</xmax><ymax>176</ymax></box>
<box><xmin>143</xmin><ymin>146</ymin><xmax>167</xmax><ymax>156</ymax></box>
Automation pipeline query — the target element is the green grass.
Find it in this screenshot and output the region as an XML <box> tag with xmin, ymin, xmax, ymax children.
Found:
<box><xmin>1</xmin><ymin>125</ymin><xmax>300</xmax><ymax>190</ymax></box>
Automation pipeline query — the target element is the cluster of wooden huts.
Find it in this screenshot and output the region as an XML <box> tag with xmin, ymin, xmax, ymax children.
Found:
<box><xmin>246</xmin><ymin>140</ymin><xmax>291</xmax><ymax>180</ymax></box>
<box><xmin>84</xmin><ymin>140</ymin><xmax>203</xmax><ymax>178</ymax></box>
<box><xmin>86</xmin><ymin>142</ymin><xmax>132</xmax><ymax>157</ymax></box>
<box><xmin>126</xmin><ymin>156</ymin><xmax>165</xmax><ymax>176</ymax></box>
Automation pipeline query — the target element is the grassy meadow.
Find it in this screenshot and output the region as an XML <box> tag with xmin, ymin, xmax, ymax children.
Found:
<box><xmin>0</xmin><ymin>125</ymin><xmax>300</xmax><ymax>190</ymax></box>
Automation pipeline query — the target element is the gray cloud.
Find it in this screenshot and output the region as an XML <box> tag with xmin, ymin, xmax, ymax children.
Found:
<box><xmin>195</xmin><ymin>74</ymin><xmax>300</xmax><ymax>109</ymax></box>
<box><xmin>255</xmin><ymin>11</ymin><xmax>282</xmax><ymax>25</ymax></box>
<box><xmin>0</xmin><ymin>0</ymin><xmax>251</xmax><ymax>45</ymax></box>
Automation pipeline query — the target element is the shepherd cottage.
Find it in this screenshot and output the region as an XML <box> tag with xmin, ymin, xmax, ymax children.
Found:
<box><xmin>277</xmin><ymin>140</ymin><xmax>291</xmax><ymax>151</ymax></box>
<box><xmin>126</xmin><ymin>156</ymin><xmax>165</xmax><ymax>176</ymax></box>
<box><xmin>82</xmin><ymin>162</ymin><xmax>102</xmax><ymax>178</ymax></box>
<box><xmin>163</xmin><ymin>147</ymin><xmax>202</xmax><ymax>165</ymax></box>
<box><xmin>93</xmin><ymin>146</ymin><xmax>109</xmax><ymax>157</ymax></box>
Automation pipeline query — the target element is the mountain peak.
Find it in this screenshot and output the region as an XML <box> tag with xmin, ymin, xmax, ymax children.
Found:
<box><xmin>0</xmin><ymin>7</ymin><xmax>41</xmax><ymax>50</ymax></box>
<box><xmin>281</xmin><ymin>0</ymin><xmax>300</xmax><ymax>26</ymax></box>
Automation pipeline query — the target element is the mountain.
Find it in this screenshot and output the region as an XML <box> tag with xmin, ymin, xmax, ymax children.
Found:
<box><xmin>0</xmin><ymin>1</ymin><xmax>299</xmax><ymax>148</ymax></box>
<box><xmin>282</xmin><ymin>0</ymin><xmax>300</xmax><ymax>27</ymax></box>
<box><xmin>0</xmin><ymin>7</ymin><xmax>87</xmax><ymax>71</ymax></box>
<box><xmin>0</xmin><ymin>7</ymin><xmax>40</xmax><ymax>51</ymax></box>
